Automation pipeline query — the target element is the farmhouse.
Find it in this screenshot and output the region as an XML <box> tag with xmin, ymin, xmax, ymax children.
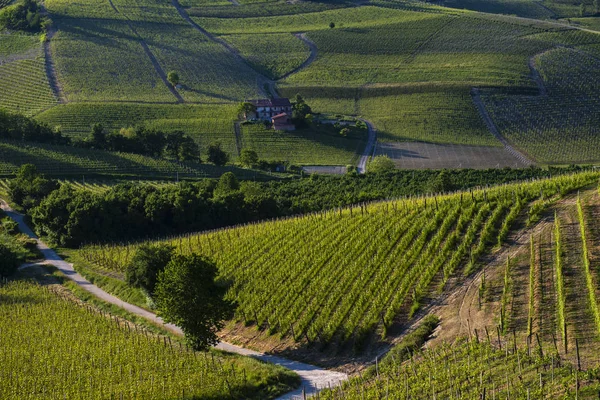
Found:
<box><xmin>247</xmin><ymin>98</ymin><xmax>292</xmax><ymax>121</ymax></box>
<box><xmin>272</xmin><ymin>113</ymin><xmax>295</xmax><ymax>131</ymax></box>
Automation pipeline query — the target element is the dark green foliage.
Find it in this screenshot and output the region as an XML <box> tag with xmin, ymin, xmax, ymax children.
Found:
<box><xmin>27</xmin><ymin>166</ymin><xmax>585</xmax><ymax>247</ymax></box>
<box><xmin>427</xmin><ymin>170</ymin><xmax>455</xmax><ymax>193</ymax></box>
<box><xmin>239</xmin><ymin>149</ymin><xmax>259</xmax><ymax>168</ymax></box>
<box><xmin>165</xmin><ymin>131</ymin><xmax>199</xmax><ymax>161</ymax></box>
<box><xmin>155</xmin><ymin>254</ymin><xmax>233</xmax><ymax>351</ymax></box>
<box><xmin>0</xmin><ymin>110</ymin><xmax>70</xmax><ymax>145</ymax></box>
<box><xmin>125</xmin><ymin>243</ymin><xmax>175</xmax><ymax>294</ymax></box>
<box><xmin>291</xmin><ymin>94</ymin><xmax>312</xmax><ymax>127</ymax></box>
<box><xmin>207</xmin><ymin>142</ymin><xmax>229</xmax><ymax>166</ymax></box>
<box><xmin>0</xmin><ymin>0</ymin><xmax>45</xmax><ymax>32</ymax></box>
<box><xmin>167</xmin><ymin>71</ymin><xmax>179</xmax><ymax>87</ymax></box>
<box><xmin>8</xmin><ymin>164</ymin><xmax>58</xmax><ymax>210</ymax></box>
<box><xmin>85</xmin><ymin>126</ymin><xmax>167</xmax><ymax>157</ymax></box>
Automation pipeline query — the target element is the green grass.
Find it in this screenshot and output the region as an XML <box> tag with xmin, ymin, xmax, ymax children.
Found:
<box><xmin>240</xmin><ymin>122</ymin><xmax>365</xmax><ymax>165</ymax></box>
<box><xmin>36</xmin><ymin>103</ymin><xmax>239</xmax><ymax>157</ymax></box>
<box><xmin>221</xmin><ymin>33</ymin><xmax>310</xmax><ymax>80</ymax></box>
<box><xmin>0</xmin><ymin>33</ymin><xmax>40</xmax><ymax>58</ymax></box>
<box><xmin>78</xmin><ymin>172</ymin><xmax>600</xmax><ymax>345</ymax></box>
<box><xmin>0</xmin><ymin>279</ymin><xmax>299</xmax><ymax>400</ymax></box>
<box><xmin>187</xmin><ymin>0</ymin><xmax>350</xmax><ymax>18</ymax></box>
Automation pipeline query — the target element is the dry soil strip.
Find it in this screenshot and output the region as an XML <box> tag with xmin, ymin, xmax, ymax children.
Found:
<box><xmin>40</xmin><ymin>7</ymin><xmax>67</xmax><ymax>104</ymax></box>
<box><xmin>0</xmin><ymin>200</ymin><xmax>348</xmax><ymax>400</ymax></box>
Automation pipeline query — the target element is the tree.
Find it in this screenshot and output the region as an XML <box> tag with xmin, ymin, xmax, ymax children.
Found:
<box><xmin>134</xmin><ymin>127</ymin><xmax>166</xmax><ymax>157</ymax></box>
<box><xmin>167</xmin><ymin>71</ymin><xmax>180</xmax><ymax>87</ymax></box>
<box><xmin>214</xmin><ymin>172</ymin><xmax>240</xmax><ymax>197</ymax></box>
<box><xmin>427</xmin><ymin>170</ymin><xmax>454</xmax><ymax>193</ymax></box>
<box><xmin>339</xmin><ymin>127</ymin><xmax>350</xmax><ymax>137</ymax></box>
<box><xmin>165</xmin><ymin>131</ymin><xmax>200</xmax><ymax>161</ymax></box>
<box><xmin>239</xmin><ymin>149</ymin><xmax>259</xmax><ymax>168</ymax></box>
<box><xmin>90</xmin><ymin>123</ymin><xmax>106</xmax><ymax>149</ymax></box>
<box><xmin>207</xmin><ymin>142</ymin><xmax>229</xmax><ymax>166</ymax></box>
<box><xmin>355</xmin><ymin>120</ymin><xmax>368</xmax><ymax>130</ymax></box>
<box><xmin>155</xmin><ymin>254</ymin><xmax>233</xmax><ymax>350</ymax></box>
<box><xmin>0</xmin><ymin>242</ymin><xmax>22</xmax><ymax>278</ymax></box>
<box><xmin>329</xmin><ymin>22</ymin><xmax>335</xmax><ymax>28</ymax></box>
<box><xmin>367</xmin><ymin>155</ymin><xmax>395</xmax><ymax>174</ymax></box>
<box><xmin>292</xmin><ymin>94</ymin><xmax>312</xmax><ymax>128</ymax></box>
<box><xmin>126</xmin><ymin>243</ymin><xmax>175</xmax><ymax>295</ymax></box>
<box><xmin>580</xmin><ymin>2</ymin><xmax>586</xmax><ymax>16</ymax></box>
<box><xmin>237</xmin><ymin>102</ymin><xmax>256</xmax><ymax>119</ymax></box>
<box><xmin>8</xmin><ymin>164</ymin><xmax>57</xmax><ymax>210</ymax></box>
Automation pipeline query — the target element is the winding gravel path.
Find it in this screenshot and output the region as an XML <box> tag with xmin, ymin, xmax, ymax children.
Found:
<box><xmin>0</xmin><ymin>200</ymin><xmax>347</xmax><ymax>399</ymax></box>
<box><xmin>357</xmin><ymin>119</ymin><xmax>377</xmax><ymax>174</ymax></box>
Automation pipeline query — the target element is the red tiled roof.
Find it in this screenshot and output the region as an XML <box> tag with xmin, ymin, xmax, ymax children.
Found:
<box><xmin>272</xmin><ymin>113</ymin><xmax>289</xmax><ymax>120</ymax></box>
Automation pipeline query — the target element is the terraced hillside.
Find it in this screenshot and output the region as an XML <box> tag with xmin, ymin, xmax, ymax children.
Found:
<box><xmin>79</xmin><ymin>172</ymin><xmax>600</xmax><ymax>353</ymax></box>
<box><xmin>0</xmin><ymin>279</ymin><xmax>298</xmax><ymax>399</ymax></box>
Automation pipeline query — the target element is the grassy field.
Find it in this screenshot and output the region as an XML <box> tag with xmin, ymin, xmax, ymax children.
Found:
<box><xmin>0</xmin><ymin>279</ymin><xmax>298</xmax><ymax>399</ymax></box>
<box><xmin>240</xmin><ymin>122</ymin><xmax>365</xmax><ymax>165</ymax></box>
<box><xmin>78</xmin><ymin>172</ymin><xmax>599</xmax><ymax>347</ymax></box>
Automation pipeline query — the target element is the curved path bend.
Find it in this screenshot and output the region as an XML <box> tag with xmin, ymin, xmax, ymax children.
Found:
<box><xmin>357</xmin><ymin>119</ymin><xmax>377</xmax><ymax>174</ymax></box>
<box><xmin>0</xmin><ymin>200</ymin><xmax>347</xmax><ymax>400</ymax></box>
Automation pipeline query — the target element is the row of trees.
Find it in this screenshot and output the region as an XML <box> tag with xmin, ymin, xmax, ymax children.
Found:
<box><xmin>10</xmin><ymin>164</ymin><xmax>585</xmax><ymax>247</ymax></box>
<box><xmin>0</xmin><ymin>110</ymin><xmax>231</xmax><ymax>165</ymax></box>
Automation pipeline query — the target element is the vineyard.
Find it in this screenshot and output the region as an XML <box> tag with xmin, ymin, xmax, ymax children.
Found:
<box><xmin>78</xmin><ymin>172</ymin><xmax>600</xmax><ymax>349</ymax></box>
<box><xmin>0</xmin><ymin>280</ymin><xmax>298</xmax><ymax>399</ymax></box>
<box><xmin>318</xmin><ymin>338</ymin><xmax>599</xmax><ymax>399</ymax></box>
<box><xmin>240</xmin><ymin>122</ymin><xmax>365</xmax><ymax>166</ymax></box>
<box><xmin>0</xmin><ymin>140</ymin><xmax>275</xmax><ymax>179</ymax></box>
<box><xmin>483</xmin><ymin>47</ymin><xmax>600</xmax><ymax>164</ymax></box>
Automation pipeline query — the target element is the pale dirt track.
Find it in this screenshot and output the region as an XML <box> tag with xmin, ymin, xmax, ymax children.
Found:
<box><xmin>0</xmin><ymin>200</ymin><xmax>347</xmax><ymax>400</ymax></box>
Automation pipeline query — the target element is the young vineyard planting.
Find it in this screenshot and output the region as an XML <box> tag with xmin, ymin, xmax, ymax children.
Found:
<box><xmin>80</xmin><ymin>172</ymin><xmax>600</xmax><ymax>346</ymax></box>
<box><xmin>318</xmin><ymin>339</ymin><xmax>598</xmax><ymax>399</ymax></box>
<box><xmin>0</xmin><ymin>280</ymin><xmax>298</xmax><ymax>399</ymax></box>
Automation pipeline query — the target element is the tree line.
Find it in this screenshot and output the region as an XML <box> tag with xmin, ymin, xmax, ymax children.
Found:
<box><xmin>7</xmin><ymin>164</ymin><xmax>587</xmax><ymax>248</ymax></box>
<box><xmin>0</xmin><ymin>110</ymin><xmax>230</xmax><ymax>165</ymax></box>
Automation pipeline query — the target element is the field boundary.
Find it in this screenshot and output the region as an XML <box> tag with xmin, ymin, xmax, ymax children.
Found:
<box><xmin>278</xmin><ymin>33</ymin><xmax>318</xmax><ymax>81</ymax></box>
<box><xmin>41</xmin><ymin>7</ymin><xmax>66</xmax><ymax>104</ymax></box>
<box><xmin>107</xmin><ymin>0</ymin><xmax>184</xmax><ymax>103</ymax></box>
<box><xmin>471</xmin><ymin>88</ymin><xmax>536</xmax><ymax>166</ymax></box>
<box><xmin>0</xmin><ymin>199</ymin><xmax>348</xmax><ymax>399</ymax></box>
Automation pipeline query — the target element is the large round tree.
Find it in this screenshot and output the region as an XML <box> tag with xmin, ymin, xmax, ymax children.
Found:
<box><xmin>155</xmin><ymin>254</ymin><xmax>232</xmax><ymax>350</ymax></box>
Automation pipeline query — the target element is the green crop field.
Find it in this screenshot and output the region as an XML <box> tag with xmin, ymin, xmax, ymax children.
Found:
<box><xmin>319</xmin><ymin>339</ymin><xmax>598</xmax><ymax>398</ymax></box>
<box><xmin>0</xmin><ymin>280</ymin><xmax>297</xmax><ymax>399</ymax></box>
<box><xmin>0</xmin><ymin>140</ymin><xmax>274</xmax><ymax>179</ymax></box>
<box><xmin>222</xmin><ymin>33</ymin><xmax>310</xmax><ymax>80</ymax></box>
<box><xmin>79</xmin><ymin>172</ymin><xmax>599</xmax><ymax>346</ymax></box>
<box><xmin>240</xmin><ymin>122</ymin><xmax>365</xmax><ymax>165</ymax></box>
<box><xmin>483</xmin><ymin>47</ymin><xmax>600</xmax><ymax>164</ymax></box>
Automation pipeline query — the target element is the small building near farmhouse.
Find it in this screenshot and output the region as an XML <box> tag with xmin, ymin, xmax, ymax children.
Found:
<box><xmin>246</xmin><ymin>98</ymin><xmax>292</xmax><ymax>121</ymax></box>
<box><xmin>272</xmin><ymin>113</ymin><xmax>295</xmax><ymax>131</ymax></box>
